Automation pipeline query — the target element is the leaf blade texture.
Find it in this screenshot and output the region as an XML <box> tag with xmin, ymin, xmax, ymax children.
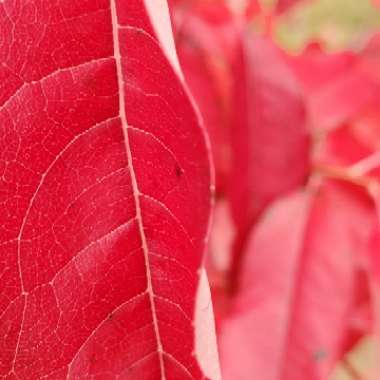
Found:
<box><xmin>0</xmin><ymin>1</ymin><xmax>215</xmax><ymax>379</ymax></box>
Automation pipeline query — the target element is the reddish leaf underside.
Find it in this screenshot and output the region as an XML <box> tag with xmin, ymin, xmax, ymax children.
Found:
<box><xmin>369</xmin><ymin>201</ymin><xmax>380</xmax><ymax>377</ymax></box>
<box><xmin>275</xmin><ymin>0</ymin><xmax>309</xmax><ymax>14</ymax></box>
<box><xmin>0</xmin><ymin>1</ymin><xmax>214</xmax><ymax>379</ymax></box>
<box><xmin>220</xmin><ymin>182</ymin><xmax>375</xmax><ymax>380</ymax></box>
<box><xmin>245</xmin><ymin>0</ymin><xmax>261</xmax><ymax>18</ymax></box>
<box><xmin>229</xmin><ymin>33</ymin><xmax>310</xmax><ymax>270</ymax></box>
<box><xmin>288</xmin><ymin>42</ymin><xmax>380</xmax><ymax>131</ymax></box>
<box><xmin>287</xmin><ymin>44</ymin><xmax>357</xmax><ymax>95</ymax></box>
<box><xmin>173</xmin><ymin>5</ymin><xmax>237</xmax><ymax>193</ymax></box>
<box><xmin>316</xmin><ymin>107</ymin><xmax>380</xmax><ymax>181</ymax></box>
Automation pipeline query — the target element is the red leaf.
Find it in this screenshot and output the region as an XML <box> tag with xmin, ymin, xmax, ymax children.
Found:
<box><xmin>359</xmin><ymin>32</ymin><xmax>380</xmax><ymax>83</ymax></box>
<box><xmin>309</xmin><ymin>70</ymin><xmax>376</xmax><ymax>131</ymax></box>
<box><xmin>368</xmin><ymin>200</ymin><xmax>380</xmax><ymax>374</ymax></box>
<box><xmin>245</xmin><ymin>0</ymin><xmax>262</xmax><ymax>18</ymax></box>
<box><xmin>173</xmin><ymin>5</ymin><xmax>237</xmax><ymax>193</ymax></box>
<box><xmin>289</xmin><ymin>42</ymin><xmax>380</xmax><ymax>130</ymax></box>
<box><xmin>288</xmin><ymin>43</ymin><xmax>357</xmax><ymax>94</ymax></box>
<box><xmin>370</xmin><ymin>200</ymin><xmax>380</xmax><ymax>284</ymax></box>
<box><xmin>229</xmin><ymin>33</ymin><xmax>310</xmax><ymax>258</ymax></box>
<box><xmin>0</xmin><ymin>1</ymin><xmax>218</xmax><ymax>379</ymax></box>
<box><xmin>169</xmin><ymin>0</ymin><xmax>261</xmax><ymax>20</ymax></box>
<box><xmin>291</xmin><ymin>40</ymin><xmax>380</xmax><ymax>178</ymax></box>
<box><xmin>169</xmin><ymin>0</ymin><xmax>233</xmax><ymax>26</ymax></box>
<box><xmin>316</xmin><ymin>105</ymin><xmax>380</xmax><ymax>180</ymax></box>
<box><xmin>276</xmin><ymin>0</ymin><xmax>310</xmax><ymax>14</ymax></box>
<box><xmin>220</xmin><ymin>182</ymin><xmax>375</xmax><ymax>380</ymax></box>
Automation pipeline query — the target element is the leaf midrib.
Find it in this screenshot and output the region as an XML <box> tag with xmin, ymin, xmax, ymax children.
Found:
<box><xmin>110</xmin><ymin>1</ymin><xmax>167</xmax><ymax>379</ymax></box>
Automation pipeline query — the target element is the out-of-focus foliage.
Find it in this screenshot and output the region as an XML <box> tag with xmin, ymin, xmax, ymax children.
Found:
<box><xmin>275</xmin><ymin>0</ymin><xmax>380</xmax><ymax>51</ymax></box>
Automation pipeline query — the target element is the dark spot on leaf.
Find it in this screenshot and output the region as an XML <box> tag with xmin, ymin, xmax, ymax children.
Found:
<box><xmin>175</xmin><ymin>164</ymin><xmax>184</xmax><ymax>178</ymax></box>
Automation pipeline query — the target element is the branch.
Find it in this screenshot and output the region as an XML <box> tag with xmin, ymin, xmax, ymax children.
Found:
<box><xmin>313</xmin><ymin>163</ymin><xmax>377</xmax><ymax>187</ymax></box>
<box><xmin>350</xmin><ymin>152</ymin><xmax>380</xmax><ymax>177</ymax></box>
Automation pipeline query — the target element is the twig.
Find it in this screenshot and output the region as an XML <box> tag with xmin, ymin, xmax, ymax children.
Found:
<box><xmin>350</xmin><ymin>152</ymin><xmax>380</xmax><ymax>177</ymax></box>
<box><xmin>313</xmin><ymin>163</ymin><xmax>380</xmax><ymax>196</ymax></box>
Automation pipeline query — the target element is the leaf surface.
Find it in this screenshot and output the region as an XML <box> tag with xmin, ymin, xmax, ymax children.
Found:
<box><xmin>368</xmin><ymin>200</ymin><xmax>380</xmax><ymax>379</ymax></box>
<box><xmin>229</xmin><ymin>33</ymin><xmax>310</xmax><ymax>260</ymax></box>
<box><xmin>275</xmin><ymin>0</ymin><xmax>309</xmax><ymax>14</ymax></box>
<box><xmin>0</xmin><ymin>1</ymin><xmax>216</xmax><ymax>379</ymax></box>
<box><xmin>220</xmin><ymin>182</ymin><xmax>375</xmax><ymax>380</ymax></box>
<box><xmin>245</xmin><ymin>0</ymin><xmax>261</xmax><ymax>18</ymax></box>
<box><xmin>288</xmin><ymin>42</ymin><xmax>379</xmax><ymax>130</ymax></box>
<box><xmin>172</xmin><ymin>3</ymin><xmax>237</xmax><ymax>193</ymax></box>
<box><xmin>316</xmin><ymin>106</ymin><xmax>380</xmax><ymax>181</ymax></box>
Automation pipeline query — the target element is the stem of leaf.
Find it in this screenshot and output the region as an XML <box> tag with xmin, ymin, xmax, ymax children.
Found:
<box><xmin>350</xmin><ymin>152</ymin><xmax>380</xmax><ymax>177</ymax></box>
<box><xmin>313</xmin><ymin>163</ymin><xmax>380</xmax><ymax>197</ymax></box>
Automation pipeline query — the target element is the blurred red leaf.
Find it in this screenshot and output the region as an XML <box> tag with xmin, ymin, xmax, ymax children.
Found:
<box><xmin>172</xmin><ymin>3</ymin><xmax>238</xmax><ymax>193</ymax></box>
<box><xmin>245</xmin><ymin>0</ymin><xmax>262</xmax><ymax>18</ymax></box>
<box><xmin>316</xmin><ymin>106</ymin><xmax>380</xmax><ymax>181</ymax></box>
<box><xmin>220</xmin><ymin>181</ymin><xmax>375</xmax><ymax>380</ymax></box>
<box><xmin>175</xmin><ymin>0</ymin><xmax>261</xmax><ymax>19</ymax></box>
<box><xmin>368</xmin><ymin>201</ymin><xmax>380</xmax><ymax>376</ymax></box>
<box><xmin>289</xmin><ymin>40</ymin><xmax>380</xmax><ymax>131</ymax></box>
<box><xmin>359</xmin><ymin>33</ymin><xmax>380</xmax><ymax>83</ymax></box>
<box><xmin>229</xmin><ymin>33</ymin><xmax>310</xmax><ymax>265</ymax></box>
<box><xmin>287</xmin><ymin>43</ymin><xmax>357</xmax><ymax>93</ymax></box>
<box><xmin>310</xmin><ymin>71</ymin><xmax>377</xmax><ymax>131</ymax></box>
<box><xmin>276</xmin><ymin>0</ymin><xmax>310</xmax><ymax>14</ymax></box>
<box><xmin>370</xmin><ymin>201</ymin><xmax>380</xmax><ymax>284</ymax></box>
<box><xmin>313</xmin><ymin>37</ymin><xmax>380</xmax><ymax>187</ymax></box>
<box><xmin>169</xmin><ymin>0</ymin><xmax>235</xmax><ymax>28</ymax></box>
